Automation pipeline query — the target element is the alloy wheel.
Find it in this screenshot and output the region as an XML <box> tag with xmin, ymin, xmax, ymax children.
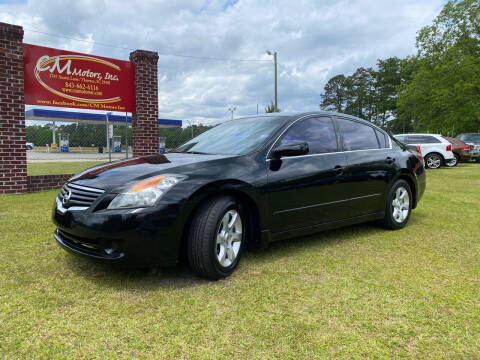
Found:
<box><xmin>216</xmin><ymin>210</ymin><xmax>242</xmax><ymax>267</ymax></box>
<box><xmin>426</xmin><ymin>154</ymin><xmax>442</xmax><ymax>169</ymax></box>
<box><xmin>392</xmin><ymin>186</ymin><xmax>410</xmax><ymax>223</ymax></box>
<box><xmin>446</xmin><ymin>155</ymin><xmax>458</xmax><ymax>167</ymax></box>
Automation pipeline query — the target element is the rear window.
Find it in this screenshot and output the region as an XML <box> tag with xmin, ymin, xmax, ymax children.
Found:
<box><xmin>442</xmin><ymin>136</ymin><xmax>457</xmax><ymax>145</ymax></box>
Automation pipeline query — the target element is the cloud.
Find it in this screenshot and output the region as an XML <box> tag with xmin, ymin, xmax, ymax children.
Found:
<box><xmin>1</xmin><ymin>0</ymin><xmax>444</xmax><ymax>122</ymax></box>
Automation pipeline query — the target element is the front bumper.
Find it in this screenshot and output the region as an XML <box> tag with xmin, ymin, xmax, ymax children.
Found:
<box><xmin>52</xmin><ymin>197</ymin><xmax>186</xmax><ymax>267</ymax></box>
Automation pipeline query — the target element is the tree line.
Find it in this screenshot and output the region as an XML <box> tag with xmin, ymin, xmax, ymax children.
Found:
<box><xmin>320</xmin><ymin>0</ymin><xmax>480</xmax><ymax>135</ymax></box>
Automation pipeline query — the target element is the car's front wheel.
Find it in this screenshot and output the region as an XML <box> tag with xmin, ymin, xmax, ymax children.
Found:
<box><xmin>187</xmin><ymin>196</ymin><xmax>245</xmax><ymax>279</ymax></box>
<box><xmin>381</xmin><ymin>179</ymin><xmax>412</xmax><ymax>230</ymax></box>
<box><xmin>424</xmin><ymin>153</ymin><xmax>443</xmax><ymax>169</ymax></box>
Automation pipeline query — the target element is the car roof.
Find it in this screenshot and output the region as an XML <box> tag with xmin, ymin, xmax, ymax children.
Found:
<box><xmin>237</xmin><ymin>111</ymin><xmax>383</xmax><ymax>128</ymax></box>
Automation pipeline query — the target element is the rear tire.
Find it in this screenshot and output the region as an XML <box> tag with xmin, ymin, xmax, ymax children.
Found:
<box><xmin>381</xmin><ymin>180</ymin><xmax>412</xmax><ymax>230</ymax></box>
<box><xmin>424</xmin><ymin>153</ymin><xmax>443</xmax><ymax>169</ymax></box>
<box><xmin>187</xmin><ymin>196</ymin><xmax>245</xmax><ymax>280</ymax></box>
<box><xmin>445</xmin><ymin>153</ymin><xmax>459</xmax><ymax>167</ymax></box>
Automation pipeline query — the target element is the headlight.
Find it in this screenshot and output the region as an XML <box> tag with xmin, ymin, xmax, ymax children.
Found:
<box><xmin>107</xmin><ymin>175</ymin><xmax>185</xmax><ymax>209</ymax></box>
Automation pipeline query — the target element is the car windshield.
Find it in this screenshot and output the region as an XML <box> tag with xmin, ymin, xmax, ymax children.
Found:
<box><xmin>173</xmin><ymin>116</ymin><xmax>289</xmax><ymax>155</ymax></box>
<box><xmin>458</xmin><ymin>134</ymin><xmax>480</xmax><ymax>143</ymax></box>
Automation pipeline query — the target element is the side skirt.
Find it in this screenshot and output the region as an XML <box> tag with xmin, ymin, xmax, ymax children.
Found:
<box><xmin>270</xmin><ymin>212</ymin><xmax>385</xmax><ymax>242</ymax></box>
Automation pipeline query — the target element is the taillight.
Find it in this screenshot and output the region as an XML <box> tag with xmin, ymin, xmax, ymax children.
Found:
<box><xmin>463</xmin><ymin>145</ymin><xmax>470</xmax><ymax>150</ymax></box>
<box><xmin>446</xmin><ymin>144</ymin><xmax>452</xmax><ymax>151</ymax></box>
<box><xmin>415</xmin><ymin>145</ymin><xmax>421</xmax><ymax>154</ymax></box>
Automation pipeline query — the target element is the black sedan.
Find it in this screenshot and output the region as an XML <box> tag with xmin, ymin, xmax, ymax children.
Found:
<box><xmin>53</xmin><ymin>112</ymin><xmax>426</xmax><ymax>279</ymax></box>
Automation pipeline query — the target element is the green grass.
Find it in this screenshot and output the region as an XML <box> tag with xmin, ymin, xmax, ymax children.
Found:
<box><xmin>1</xmin><ymin>164</ymin><xmax>480</xmax><ymax>359</ymax></box>
<box><xmin>27</xmin><ymin>161</ymin><xmax>104</xmax><ymax>176</ymax></box>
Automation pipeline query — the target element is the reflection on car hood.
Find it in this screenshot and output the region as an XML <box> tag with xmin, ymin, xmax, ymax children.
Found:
<box><xmin>68</xmin><ymin>153</ymin><xmax>236</xmax><ymax>192</ymax></box>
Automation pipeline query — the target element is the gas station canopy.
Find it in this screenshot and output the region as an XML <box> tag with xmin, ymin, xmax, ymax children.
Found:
<box><xmin>25</xmin><ymin>109</ymin><xmax>183</xmax><ymax>127</ymax></box>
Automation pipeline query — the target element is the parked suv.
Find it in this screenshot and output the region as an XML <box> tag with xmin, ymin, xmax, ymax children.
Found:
<box><xmin>443</xmin><ymin>136</ymin><xmax>474</xmax><ymax>166</ymax></box>
<box><xmin>456</xmin><ymin>133</ymin><xmax>480</xmax><ymax>163</ymax></box>
<box><xmin>394</xmin><ymin>134</ymin><xmax>454</xmax><ymax>169</ymax></box>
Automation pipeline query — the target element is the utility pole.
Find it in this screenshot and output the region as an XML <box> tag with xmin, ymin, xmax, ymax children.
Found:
<box><xmin>106</xmin><ymin>112</ymin><xmax>112</xmax><ymax>163</ymax></box>
<box><xmin>52</xmin><ymin>120</ymin><xmax>56</xmax><ymax>145</ymax></box>
<box><xmin>186</xmin><ymin>120</ymin><xmax>194</xmax><ymax>139</ymax></box>
<box><xmin>228</xmin><ymin>107</ymin><xmax>236</xmax><ymax>120</ymax></box>
<box><xmin>266</xmin><ymin>50</ymin><xmax>278</xmax><ymax>112</ymax></box>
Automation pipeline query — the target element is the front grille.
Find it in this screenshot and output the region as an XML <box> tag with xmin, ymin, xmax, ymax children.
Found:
<box><xmin>59</xmin><ymin>183</ymin><xmax>104</xmax><ymax>208</ymax></box>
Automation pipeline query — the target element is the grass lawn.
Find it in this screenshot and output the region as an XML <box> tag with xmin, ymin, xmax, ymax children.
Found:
<box><xmin>1</xmin><ymin>164</ymin><xmax>479</xmax><ymax>359</ymax></box>
<box><xmin>27</xmin><ymin>161</ymin><xmax>104</xmax><ymax>176</ymax></box>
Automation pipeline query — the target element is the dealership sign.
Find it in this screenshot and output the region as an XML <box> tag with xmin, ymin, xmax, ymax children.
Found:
<box><xmin>23</xmin><ymin>44</ymin><xmax>135</xmax><ymax>112</ymax></box>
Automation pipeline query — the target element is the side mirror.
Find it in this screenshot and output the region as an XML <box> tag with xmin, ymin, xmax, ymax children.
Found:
<box><xmin>271</xmin><ymin>141</ymin><xmax>309</xmax><ymax>159</ymax></box>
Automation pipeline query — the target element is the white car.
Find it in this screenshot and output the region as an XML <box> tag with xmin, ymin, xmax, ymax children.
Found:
<box><xmin>394</xmin><ymin>134</ymin><xmax>454</xmax><ymax>169</ymax></box>
<box><xmin>26</xmin><ymin>142</ymin><xmax>34</xmax><ymax>150</ymax></box>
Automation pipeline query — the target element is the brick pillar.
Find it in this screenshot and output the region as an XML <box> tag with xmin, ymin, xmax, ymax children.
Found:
<box><xmin>129</xmin><ymin>50</ymin><xmax>159</xmax><ymax>157</ymax></box>
<box><xmin>0</xmin><ymin>22</ymin><xmax>27</xmax><ymax>194</ymax></box>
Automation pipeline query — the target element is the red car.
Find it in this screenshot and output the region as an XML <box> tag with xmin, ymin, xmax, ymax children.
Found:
<box><xmin>443</xmin><ymin>136</ymin><xmax>473</xmax><ymax>167</ymax></box>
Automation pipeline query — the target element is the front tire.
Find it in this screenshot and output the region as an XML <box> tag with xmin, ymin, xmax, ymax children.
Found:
<box><xmin>424</xmin><ymin>153</ymin><xmax>443</xmax><ymax>169</ymax></box>
<box><xmin>187</xmin><ymin>196</ymin><xmax>245</xmax><ymax>280</ymax></box>
<box><xmin>445</xmin><ymin>153</ymin><xmax>459</xmax><ymax>167</ymax></box>
<box><xmin>381</xmin><ymin>180</ymin><xmax>412</xmax><ymax>230</ymax></box>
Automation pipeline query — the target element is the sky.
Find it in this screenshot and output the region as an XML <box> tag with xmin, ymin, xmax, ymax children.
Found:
<box><xmin>0</xmin><ymin>0</ymin><xmax>445</xmax><ymax>124</ymax></box>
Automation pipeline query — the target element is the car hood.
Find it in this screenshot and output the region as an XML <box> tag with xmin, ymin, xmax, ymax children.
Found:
<box><xmin>68</xmin><ymin>153</ymin><xmax>236</xmax><ymax>192</ymax></box>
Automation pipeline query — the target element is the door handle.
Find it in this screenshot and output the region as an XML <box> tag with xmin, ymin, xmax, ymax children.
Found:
<box><xmin>334</xmin><ymin>165</ymin><xmax>344</xmax><ymax>176</ymax></box>
<box><xmin>385</xmin><ymin>157</ymin><xmax>395</xmax><ymax>164</ymax></box>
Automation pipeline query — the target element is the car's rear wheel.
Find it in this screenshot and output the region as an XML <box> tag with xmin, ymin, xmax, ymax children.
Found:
<box><xmin>187</xmin><ymin>196</ymin><xmax>245</xmax><ymax>279</ymax></box>
<box><xmin>445</xmin><ymin>153</ymin><xmax>459</xmax><ymax>167</ymax></box>
<box><xmin>424</xmin><ymin>153</ymin><xmax>443</xmax><ymax>169</ymax></box>
<box><xmin>381</xmin><ymin>179</ymin><xmax>412</xmax><ymax>230</ymax></box>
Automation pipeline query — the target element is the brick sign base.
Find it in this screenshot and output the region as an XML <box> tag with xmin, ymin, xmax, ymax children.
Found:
<box><xmin>27</xmin><ymin>174</ymin><xmax>73</xmax><ymax>193</ymax></box>
<box><xmin>0</xmin><ymin>22</ymin><xmax>27</xmax><ymax>194</ymax></box>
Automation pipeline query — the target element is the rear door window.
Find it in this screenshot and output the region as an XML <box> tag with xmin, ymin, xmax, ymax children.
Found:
<box><xmin>337</xmin><ymin>118</ymin><xmax>379</xmax><ymax>151</ymax></box>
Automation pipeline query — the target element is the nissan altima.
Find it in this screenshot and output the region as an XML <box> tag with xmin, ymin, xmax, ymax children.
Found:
<box><xmin>53</xmin><ymin>112</ymin><xmax>426</xmax><ymax>279</ymax></box>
